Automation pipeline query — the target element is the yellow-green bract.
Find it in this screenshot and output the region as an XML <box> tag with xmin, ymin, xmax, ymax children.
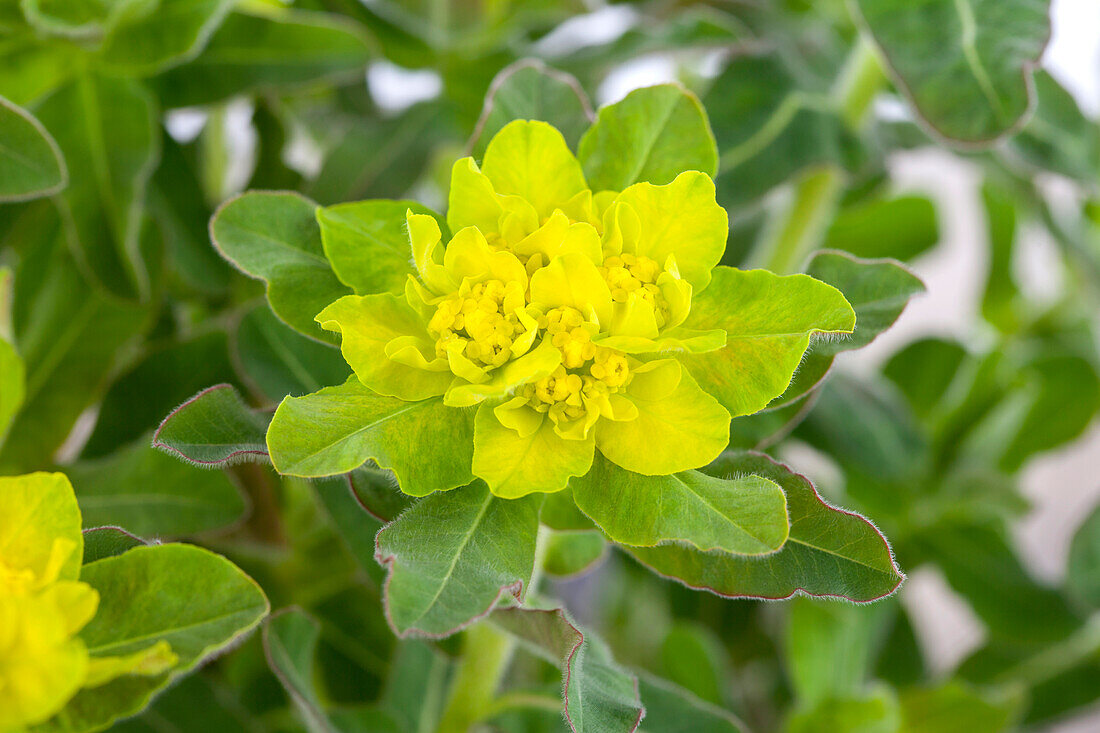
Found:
<box><xmin>266</xmin><ymin>118</ymin><xmax>856</xmax><ymax>499</ymax></box>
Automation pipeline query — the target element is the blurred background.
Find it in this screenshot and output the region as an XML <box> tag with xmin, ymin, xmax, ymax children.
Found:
<box><xmin>2</xmin><ymin>0</ymin><xmax>1098</xmax><ymax>730</ymax></box>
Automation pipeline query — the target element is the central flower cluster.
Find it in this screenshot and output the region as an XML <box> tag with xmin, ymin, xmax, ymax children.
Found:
<box><xmin>428</xmin><ymin>279</ymin><xmax>532</xmax><ymax>368</ymax></box>
<box><xmin>316</xmin><ymin>119</ymin><xmax>732</xmax><ymax>493</ymax></box>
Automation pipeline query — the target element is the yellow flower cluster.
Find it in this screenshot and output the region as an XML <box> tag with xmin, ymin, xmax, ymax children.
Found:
<box><xmin>600</xmin><ymin>254</ymin><xmax>673</xmax><ymax>329</ymax></box>
<box><xmin>428</xmin><ymin>279</ymin><xmax>530</xmax><ymax>367</ymax></box>
<box><xmin>1</xmin><ymin>542</ymin><xmax>99</xmax><ymax>731</ymax></box>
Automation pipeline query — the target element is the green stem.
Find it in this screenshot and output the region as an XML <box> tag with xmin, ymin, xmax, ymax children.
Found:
<box><xmin>758</xmin><ymin>167</ymin><xmax>845</xmax><ymax>275</ymax></box>
<box><xmin>755</xmin><ymin>39</ymin><xmax>885</xmax><ymax>274</ymax></box>
<box><xmin>435</xmin><ymin>525</ymin><xmax>553</xmax><ymax>732</ymax></box>
<box><xmin>435</xmin><ymin>623</ymin><xmax>517</xmax><ymax>733</ymax></box>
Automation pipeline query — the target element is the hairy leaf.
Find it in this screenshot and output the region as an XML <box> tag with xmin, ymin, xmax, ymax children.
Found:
<box><xmin>375</xmin><ymin>481</ymin><xmax>539</xmax><ymax>637</ymax></box>
<box><xmin>267</xmin><ymin>377</ymin><xmax>474</xmax><ymax>494</ymax></box>
<box><xmin>153</xmin><ymin>384</ymin><xmax>271</xmax><ymax>468</ymax></box>
<box><xmin>627</xmin><ymin>452</ymin><xmax>904</xmax><ymax>601</ymax></box>
<box><xmin>43</xmin><ymin>544</ymin><xmax>268</xmax><ymax>732</ymax></box>
<box><xmin>493</xmin><ymin>606</ymin><xmax>646</xmax><ymax>732</ymax></box>
<box><xmin>572</xmin><ymin>455</ymin><xmax>788</xmax><ymax>555</ymax></box>
<box><xmin>579</xmin><ymin>83</ymin><xmax>716</xmax><ymax>192</ymax></box>
<box><xmin>471</xmin><ymin>59</ymin><xmax>593</xmax><ymax>158</ymax></box>
<box><xmin>317</xmin><ymin>199</ymin><xmax>442</xmax><ymax>295</ymax></box>
<box><xmin>69</xmin><ymin>440</ymin><xmax>246</xmax><ymax>538</ymax></box>
<box><xmin>680</xmin><ymin>266</ymin><xmax>854</xmax><ymax>417</ymax></box>
<box><xmin>211</xmin><ymin>190</ymin><xmax>350</xmax><ymax>343</ymax></box>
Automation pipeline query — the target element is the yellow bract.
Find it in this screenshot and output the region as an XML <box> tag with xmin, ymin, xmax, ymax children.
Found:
<box><xmin>0</xmin><ymin>474</ymin><xmax>177</xmax><ymax>730</ymax></box>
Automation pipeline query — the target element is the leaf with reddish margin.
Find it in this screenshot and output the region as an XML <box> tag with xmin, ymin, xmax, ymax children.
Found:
<box><xmin>348</xmin><ymin>467</ymin><xmax>412</xmax><ymax>523</ymax></box>
<box><xmin>493</xmin><ymin>605</ymin><xmax>646</xmax><ymax>733</ymax></box>
<box><xmin>153</xmin><ymin>384</ymin><xmax>271</xmax><ymax>467</ymax></box>
<box><xmin>375</xmin><ymin>480</ymin><xmax>540</xmax><ymax>638</ymax></box>
<box><xmin>626</xmin><ymin>452</ymin><xmax>904</xmax><ymax>602</ymax></box>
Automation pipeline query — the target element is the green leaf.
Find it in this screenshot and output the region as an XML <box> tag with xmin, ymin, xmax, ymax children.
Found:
<box><xmin>347</xmin><ymin>467</ymin><xmax>412</xmax><ymax>524</ymax></box>
<box><xmin>267</xmin><ymin>377</ymin><xmax>474</xmax><ymax>494</ymax></box>
<box><xmin>153</xmin><ymin>384</ymin><xmax>271</xmax><ymax>468</ymax></box>
<box><xmin>540</xmin><ymin>486</ymin><xmax>597</xmax><ymax>531</ymax></box>
<box><xmin>785</xmin><ymin>598</ymin><xmax>893</xmax><ymax>706</ymax></box>
<box><xmin>375</xmin><ymin>481</ymin><xmax>540</xmax><ymax>637</ymax></box>
<box><xmin>995</xmin><ymin>351</ymin><xmax>1100</xmax><ymax>472</ymax></box>
<box><xmin>543</xmin><ymin>530</ymin><xmax>606</xmax><ymax>578</ymax></box>
<box><xmin>261</xmin><ymin>605</ymin><xmax>406</xmax><ymax>733</ymax></box>
<box><xmin>797</xmin><ymin>373</ymin><xmax>929</xmax><ymax>487</ymax></box>
<box><xmin>1007</xmin><ymin>71</ymin><xmax>1100</xmax><ymax>183</ymax></box>
<box><xmin>785</xmin><ymin>687</ymin><xmax>900</xmax><ymax>733</ymax></box>
<box><xmin>0</xmin><ymin>238</ymin><xmax>150</xmax><ymax>472</ymax></box>
<box><xmin>659</xmin><ymin>623</ymin><xmax>728</xmax><ymax>706</ymax></box>
<box><xmin>154</xmin><ymin>10</ymin><xmax>374</xmax><ymax>108</ymax></box>
<box><xmin>263</xmin><ymin>609</ymin><xmax>329</xmax><ymax>733</ymax></box>
<box><xmin>103</xmin><ymin>674</ymin><xmax>266</xmax><ymax>733</ymax></box>
<box><xmin>852</xmin><ymin>0</ymin><xmax>1051</xmax><ymax>144</ymax></box>
<box><xmin>680</xmin><ymin>266</ymin><xmax>855</xmax><ymax>417</ymax></box>
<box><xmin>83</xmin><ymin>330</ymin><xmax>243</xmax><ymax>457</ymax></box>
<box><xmin>317</xmin><ymin>199</ymin><xmax>442</xmax><ymax>295</ymax></box>
<box><xmin>881</xmin><ymin>337</ymin><xmax>969</xmax><ymax>425</ymax></box>
<box><xmin>68</xmin><ymin>439</ymin><xmax>246</xmax><ymax>538</ymax></box>
<box><xmin>20</xmin><ymin>0</ymin><xmax>109</xmax><ymax>38</ymax></box>
<box><xmin>42</xmin><ymin>544</ymin><xmax>269</xmax><ymax>732</ymax></box>
<box><xmin>636</xmin><ymin>670</ymin><xmax>747</xmax><ymax>733</ymax></box>
<box><xmin>235</xmin><ymin>304</ymin><xmax>350</xmax><ymax>402</ymax></box>
<box><xmin>579</xmin><ymin>83</ymin><xmax>717</xmax><ymax>192</ymax></box>
<box><xmin>627</xmin><ymin>452</ymin><xmax>904</xmax><ymax>602</ymax></box>
<box><xmin>572</xmin><ymin>454</ymin><xmax>788</xmax><ymax>555</ymax></box>
<box><xmin>766</xmin><ymin>251</ymin><xmax>924</xmax><ymax>412</ymax></box>
<box><xmin>307</xmin><ymin>101</ymin><xmax>458</xmax><ymax>205</ymax></box>
<box><xmin>97</xmin><ymin>0</ymin><xmax>235</xmax><ymax>76</ymax></box>
<box><xmin>35</xmin><ymin>74</ymin><xmax>158</xmax><ymax>299</ymax></box>
<box><xmin>471</xmin><ymin>59</ymin><xmax>593</xmax><ymax>158</ymax></box>
<box><xmin>493</xmin><ymin>606</ymin><xmax>646</xmax><ymax>732</ymax></box>
<box><xmin>707</xmin><ymin>51</ymin><xmax>854</xmax><ymax>211</ymax></box>
<box><xmin>823</xmin><ymin>196</ymin><xmax>939</xmax><ymax>262</ymax></box>
<box><xmin>914</xmin><ymin>520</ymin><xmax>1080</xmax><ymax>644</ymax></box>
<box><xmin>82</xmin><ymin>527</ymin><xmax>146</xmax><ymax>565</ymax></box>
<box><xmin>1067</xmin><ymin>504</ymin><xmax>1100</xmax><ymax>608</ymax></box>
<box><xmin>210</xmin><ymin>190</ymin><xmax>351</xmax><ymax>343</ymax></box>
<box><xmin>805</xmin><ymin>250</ymin><xmax>925</xmax><ymax>354</ymax></box>
<box><xmin>897</xmin><ymin>681</ymin><xmax>1023</xmax><ymax>733</ymax></box>
<box><xmin>0</xmin><ymin>94</ymin><xmax>66</xmax><ymax>201</ymax></box>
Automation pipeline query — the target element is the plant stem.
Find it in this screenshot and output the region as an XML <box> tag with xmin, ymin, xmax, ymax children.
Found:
<box><xmin>435</xmin><ymin>623</ymin><xmax>517</xmax><ymax>733</ymax></box>
<box><xmin>435</xmin><ymin>525</ymin><xmax>552</xmax><ymax>732</ymax></box>
<box><xmin>756</xmin><ymin>39</ymin><xmax>885</xmax><ymax>274</ymax></box>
